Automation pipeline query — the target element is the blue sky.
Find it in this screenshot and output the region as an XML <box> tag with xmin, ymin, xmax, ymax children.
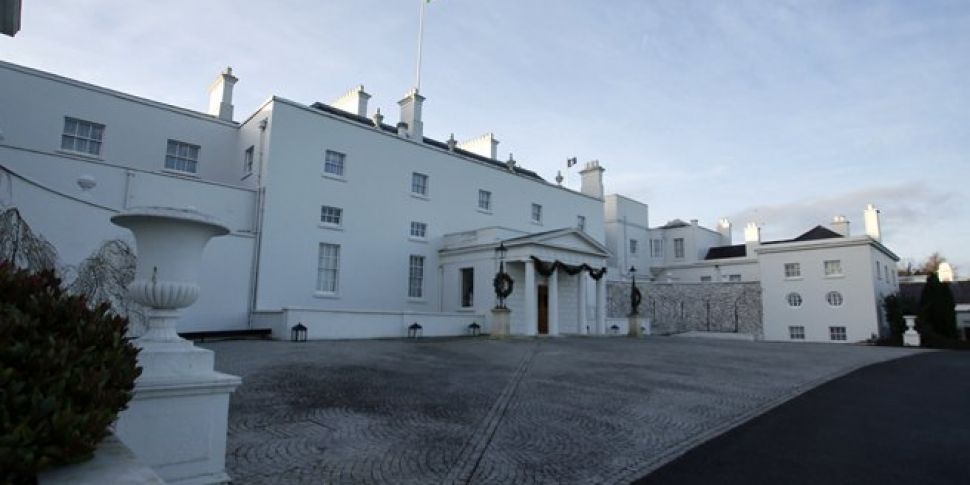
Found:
<box><xmin>2</xmin><ymin>0</ymin><xmax>968</xmax><ymax>272</ymax></box>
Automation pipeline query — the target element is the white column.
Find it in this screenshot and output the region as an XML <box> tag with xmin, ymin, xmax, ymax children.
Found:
<box><xmin>577</xmin><ymin>273</ymin><xmax>588</xmax><ymax>334</ymax></box>
<box><xmin>524</xmin><ymin>259</ymin><xmax>537</xmax><ymax>336</ymax></box>
<box><xmin>548</xmin><ymin>267</ymin><xmax>559</xmax><ymax>336</ymax></box>
<box><xmin>595</xmin><ymin>276</ymin><xmax>606</xmax><ymax>334</ymax></box>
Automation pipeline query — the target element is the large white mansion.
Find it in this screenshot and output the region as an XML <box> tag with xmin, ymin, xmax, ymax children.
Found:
<box><xmin>0</xmin><ymin>60</ymin><xmax>898</xmax><ymax>343</ymax></box>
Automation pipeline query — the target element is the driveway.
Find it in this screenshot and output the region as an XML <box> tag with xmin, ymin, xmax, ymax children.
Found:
<box><xmin>204</xmin><ymin>337</ymin><xmax>917</xmax><ymax>484</ymax></box>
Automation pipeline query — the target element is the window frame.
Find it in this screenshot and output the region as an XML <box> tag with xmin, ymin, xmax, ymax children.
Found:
<box><xmin>784</xmin><ymin>262</ymin><xmax>802</xmax><ymax>279</ymax></box>
<box><xmin>411</xmin><ymin>172</ymin><xmax>429</xmax><ymax>197</ymax></box>
<box><xmin>478</xmin><ymin>189</ymin><xmax>492</xmax><ymax>212</ymax></box>
<box><xmin>629</xmin><ymin>239</ymin><xmax>638</xmax><ymax>255</ymax></box>
<box><xmin>577</xmin><ymin>215</ymin><xmax>586</xmax><ymax>231</ymax></box>
<box><xmin>409</xmin><ymin>221</ymin><xmax>428</xmax><ymax>240</ymax></box>
<box><xmin>243</xmin><ymin>145</ymin><xmax>255</xmax><ymax>175</ymax></box>
<box><xmin>316</xmin><ymin>243</ymin><xmax>340</xmax><ymax>295</ymax></box>
<box><xmin>650</xmin><ymin>239</ymin><xmax>663</xmax><ymax>258</ymax></box>
<box><xmin>323</xmin><ymin>149</ymin><xmax>346</xmax><ymax>178</ymax></box>
<box><xmin>408</xmin><ymin>255</ymin><xmax>425</xmax><ymax>299</ymax></box>
<box><xmin>531</xmin><ymin>203</ymin><xmax>543</xmax><ymax>225</ymax></box>
<box><xmin>826</xmin><ymin>291</ymin><xmax>844</xmax><ymax>307</ymax></box>
<box><xmin>786</xmin><ymin>292</ymin><xmax>803</xmax><ymax>308</ymax></box>
<box><xmin>60</xmin><ymin>117</ymin><xmax>105</xmax><ymax>157</ymax></box>
<box><xmin>728</xmin><ymin>274</ymin><xmax>742</xmax><ymax>282</ymax></box>
<box><xmin>165</xmin><ymin>139</ymin><xmax>201</xmax><ymax>174</ymax></box>
<box><xmin>789</xmin><ymin>325</ymin><xmax>805</xmax><ymax>340</ymax></box>
<box><xmin>673</xmin><ymin>238</ymin><xmax>685</xmax><ymax>259</ymax></box>
<box><xmin>824</xmin><ymin>259</ymin><xmax>843</xmax><ymax>277</ymax></box>
<box><xmin>829</xmin><ymin>326</ymin><xmax>847</xmax><ymax>341</ymax></box>
<box><xmin>460</xmin><ymin>267</ymin><xmax>474</xmax><ymax>308</ymax></box>
<box><xmin>319</xmin><ymin>205</ymin><xmax>343</xmax><ymax>228</ymax></box>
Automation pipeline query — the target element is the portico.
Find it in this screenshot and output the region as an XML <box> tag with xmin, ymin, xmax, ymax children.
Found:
<box><xmin>439</xmin><ymin>227</ymin><xmax>609</xmax><ymax>336</ymax></box>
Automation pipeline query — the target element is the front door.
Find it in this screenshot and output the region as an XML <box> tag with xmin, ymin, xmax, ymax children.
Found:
<box><xmin>538</xmin><ymin>285</ymin><xmax>549</xmax><ymax>334</ymax></box>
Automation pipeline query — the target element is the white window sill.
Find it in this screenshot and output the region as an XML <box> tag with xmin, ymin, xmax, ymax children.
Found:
<box><xmin>56</xmin><ymin>149</ymin><xmax>103</xmax><ymax>161</ymax></box>
<box><xmin>788</xmin><ymin>306</ymin><xmax>802</xmax><ymax>310</ymax></box>
<box><xmin>408</xmin><ymin>298</ymin><xmax>427</xmax><ymax>303</ymax></box>
<box><xmin>456</xmin><ymin>307</ymin><xmax>476</xmax><ymax>313</ymax></box>
<box><xmin>784</xmin><ymin>277</ymin><xmax>804</xmax><ymax>281</ymax></box>
<box><xmin>318</xmin><ymin>223</ymin><xmax>343</xmax><ymax>231</ymax></box>
<box><xmin>313</xmin><ymin>291</ymin><xmax>340</xmax><ymax>299</ymax></box>
<box><xmin>160</xmin><ymin>168</ymin><xmax>200</xmax><ymax>178</ymax></box>
<box><xmin>321</xmin><ymin>173</ymin><xmax>347</xmax><ymax>182</ymax></box>
<box><xmin>477</xmin><ymin>208</ymin><xmax>493</xmax><ymax>215</ymax></box>
<box><xmin>411</xmin><ymin>193</ymin><xmax>430</xmax><ymax>201</ymax></box>
<box><xmin>408</xmin><ymin>236</ymin><xmax>428</xmax><ymax>243</ymax></box>
<box><xmin>824</xmin><ymin>274</ymin><xmax>845</xmax><ymax>279</ymax></box>
<box><xmin>531</xmin><ymin>220</ymin><xmax>543</xmax><ymax>226</ymax></box>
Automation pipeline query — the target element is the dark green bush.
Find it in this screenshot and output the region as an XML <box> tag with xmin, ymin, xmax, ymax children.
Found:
<box><xmin>0</xmin><ymin>261</ymin><xmax>141</xmax><ymax>483</ymax></box>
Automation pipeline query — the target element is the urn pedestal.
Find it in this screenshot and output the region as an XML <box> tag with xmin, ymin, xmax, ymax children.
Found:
<box><xmin>628</xmin><ymin>315</ymin><xmax>642</xmax><ymax>337</ymax></box>
<box><xmin>491</xmin><ymin>307</ymin><xmax>511</xmax><ymax>338</ymax></box>
<box><xmin>110</xmin><ymin>207</ymin><xmax>242</xmax><ymax>485</ymax></box>
<box><xmin>903</xmin><ymin>315</ymin><xmax>921</xmax><ymax>347</ymax></box>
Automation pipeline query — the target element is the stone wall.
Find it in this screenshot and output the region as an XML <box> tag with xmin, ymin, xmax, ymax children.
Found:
<box><xmin>608</xmin><ymin>281</ymin><xmax>763</xmax><ymax>337</ymax></box>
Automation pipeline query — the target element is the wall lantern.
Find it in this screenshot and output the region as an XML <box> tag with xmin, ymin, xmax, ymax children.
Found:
<box><xmin>468</xmin><ymin>321</ymin><xmax>481</xmax><ymax>337</ymax></box>
<box><xmin>291</xmin><ymin>322</ymin><xmax>308</xmax><ymax>342</ymax></box>
<box><xmin>408</xmin><ymin>322</ymin><xmax>423</xmax><ymax>339</ymax></box>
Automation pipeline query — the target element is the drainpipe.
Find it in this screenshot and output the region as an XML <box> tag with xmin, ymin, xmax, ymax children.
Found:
<box><xmin>247</xmin><ymin>118</ymin><xmax>269</xmax><ymax>329</ymax></box>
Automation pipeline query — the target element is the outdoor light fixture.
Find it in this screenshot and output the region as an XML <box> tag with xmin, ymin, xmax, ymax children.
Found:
<box><xmin>610</xmin><ymin>324</ymin><xmax>620</xmax><ymax>335</ymax></box>
<box><xmin>629</xmin><ymin>266</ymin><xmax>641</xmax><ymax>317</ymax></box>
<box><xmin>468</xmin><ymin>321</ymin><xmax>481</xmax><ymax>336</ymax></box>
<box><xmin>291</xmin><ymin>322</ymin><xmax>308</xmax><ymax>342</ymax></box>
<box><xmin>408</xmin><ymin>322</ymin><xmax>423</xmax><ymax>339</ymax></box>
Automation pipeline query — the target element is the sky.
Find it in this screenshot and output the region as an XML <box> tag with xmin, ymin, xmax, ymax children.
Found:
<box><xmin>2</xmin><ymin>0</ymin><xmax>968</xmax><ymax>272</ymax></box>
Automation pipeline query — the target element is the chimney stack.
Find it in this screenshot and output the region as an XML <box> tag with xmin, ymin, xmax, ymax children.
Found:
<box><xmin>717</xmin><ymin>218</ymin><xmax>732</xmax><ymax>244</ymax></box>
<box><xmin>457</xmin><ymin>133</ymin><xmax>499</xmax><ymax>159</ymax></box>
<box><xmin>332</xmin><ymin>85</ymin><xmax>371</xmax><ymax>117</ymax></box>
<box><xmin>208</xmin><ymin>67</ymin><xmax>238</xmax><ymax>121</ymax></box>
<box><xmin>744</xmin><ymin>222</ymin><xmax>761</xmax><ymax>256</ymax></box>
<box><xmin>579</xmin><ymin>160</ymin><xmax>605</xmax><ymax>199</ymax></box>
<box><xmin>863</xmin><ymin>204</ymin><xmax>881</xmax><ymax>241</ymax></box>
<box><xmin>830</xmin><ymin>215</ymin><xmax>850</xmax><ymax>236</ymax></box>
<box><xmin>398</xmin><ymin>89</ymin><xmax>424</xmax><ymax>140</ymax></box>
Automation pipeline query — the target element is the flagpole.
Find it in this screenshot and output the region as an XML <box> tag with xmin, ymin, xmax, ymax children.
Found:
<box><xmin>415</xmin><ymin>0</ymin><xmax>426</xmax><ymax>92</ymax></box>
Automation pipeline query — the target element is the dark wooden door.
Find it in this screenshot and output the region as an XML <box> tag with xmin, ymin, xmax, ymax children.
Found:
<box><xmin>538</xmin><ymin>285</ymin><xmax>549</xmax><ymax>334</ymax></box>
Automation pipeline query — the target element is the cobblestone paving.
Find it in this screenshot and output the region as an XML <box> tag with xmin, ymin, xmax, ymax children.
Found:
<box><xmin>204</xmin><ymin>337</ymin><xmax>919</xmax><ymax>484</ymax></box>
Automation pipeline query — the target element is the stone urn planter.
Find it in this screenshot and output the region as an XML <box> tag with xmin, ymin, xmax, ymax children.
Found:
<box><xmin>110</xmin><ymin>207</ymin><xmax>242</xmax><ymax>484</ymax></box>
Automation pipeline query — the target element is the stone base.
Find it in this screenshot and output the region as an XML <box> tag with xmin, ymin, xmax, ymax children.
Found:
<box><xmin>627</xmin><ymin>315</ymin><xmax>642</xmax><ymax>337</ymax></box>
<box><xmin>491</xmin><ymin>308</ymin><xmax>511</xmax><ymax>338</ymax></box>
<box><xmin>38</xmin><ymin>434</ymin><xmax>164</xmax><ymax>485</ymax></box>
<box><xmin>114</xmin><ymin>343</ymin><xmax>241</xmax><ymax>485</ymax></box>
<box><xmin>903</xmin><ymin>329</ymin><xmax>921</xmax><ymax>347</ymax></box>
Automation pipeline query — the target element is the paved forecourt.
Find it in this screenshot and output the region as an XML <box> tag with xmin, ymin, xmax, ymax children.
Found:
<box><xmin>204</xmin><ymin>336</ymin><xmax>918</xmax><ymax>484</ymax></box>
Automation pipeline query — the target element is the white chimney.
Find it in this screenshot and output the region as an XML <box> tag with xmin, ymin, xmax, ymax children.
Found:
<box><xmin>744</xmin><ymin>222</ymin><xmax>761</xmax><ymax>255</ymax></box>
<box><xmin>579</xmin><ymin>160</ymin><xmax>605</xmax><ymax>199</ymax></box>
<box><xmin>457</xmin><ymin>133</ymin><xmax>499</xmax><ymax>159</ymax></box>
<box><xmin>830</xmin><ymin>215</ymin><xmax>850</xmax><ymax>236</ymax></box>
<box><xmin>863</xmin><ymin>204</ymin><xmax>881</xmax><ymax>241</ymax></box>
<box><xmin>717</xmin><ymin>218</ymin><xmax>732</xmax><ymax>245</ymax></box>
<box><xmin>398</xmin><ymin>89</ymin><xmax>424</xmax><ymax>140</ymax></box>
<box><xmin>332</xmin><ymin>85</ymin><xmax>371</xmax><ymax>117</ymax></box>
<box><xmin>207</xmin><ymin>67</ymin><xmax>238</xmax><ymax>121</ymax></box>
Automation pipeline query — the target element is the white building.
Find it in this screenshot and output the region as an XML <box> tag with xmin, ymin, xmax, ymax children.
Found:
<box><xmin>0</xmin><ymin>60</ymin><xmax>609</xmax><ymax>339</ymax></box>
<box><xmin>603</xmin><ymin>198</ymin><xmax>900</xmax><ymax>343</ymax></box>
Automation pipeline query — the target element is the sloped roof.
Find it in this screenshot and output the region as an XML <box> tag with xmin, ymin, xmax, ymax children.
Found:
<box><xmin>500</xmin><ymin>227</ymin><xmax>610</xmax><ymax>256</ymax></box>
<box><xmin>660</xmin><ymin>219</ymin><xmax>691</xmax><ymax>229</ymax></box>
<box><xmin>760</xmin><ymin>225</ymin><xmax>844</xmax><ymax>245</ymax></box>
<box><xmin>705</xmin><ymin>244</ymin><xmax>747</xmax><ymax>260</ymax></box>
<box><xmin>309</xmin><ymin>101</ymin><xmax>545</xmax><ymax>181</ymax></box>
<box><xmin>900</xmin><ymin>280</ymin><xmax>970</xmax><ymax>304</ymax></box>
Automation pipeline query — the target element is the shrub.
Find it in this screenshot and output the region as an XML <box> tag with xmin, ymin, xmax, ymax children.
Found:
<box><xmin>919</xmin><ymin>272</ymin><xmax>958</xmax><ymax>339</ymax></box>
<box><xmin>0</xmin><ymin>261</ymin><xmax>141</xmax><ymax>483</ymax></box>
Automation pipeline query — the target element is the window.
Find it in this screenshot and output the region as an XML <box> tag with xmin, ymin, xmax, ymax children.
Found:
<box><xmin>673</xmin><ymin>238</ymin><xmax>685</xmax><ymax>259</ymax></box>
<box><xmin>877</xmin><ymin>263</ymin><xmax>882</xmax><ymax>280</ymax></box>
<box><xmin>244</xmin><ymin>146</ymin><xmax>254</xmax><ymax>174</ymax></box>
<box><xmin>629</xmin><ymin>239</ymin><xmax>638</xmax><ymax>254</ymax></box>
<box><xmin>789</xmin><ymin>326</ymin><xmax>805</xmax><ymax>340</ymax></box>
<box><xmin>316</xmin><ymin>243</ymin><xmax>340</xmax><ymax>294</ymax></box>
<box><xmin>700</xmin><ymin>276</ymin><xmax>712</xmax><ymax>282</ymax></box>
<box><xmin>784</xmin><ymin>262</ymin><xmax>801</xmax><ymax>278</ymax></box>
<box><xmin>728</xmin><ymin>274</ymin><xmax>742</xmax><ymax>282</ymax></box>
<box><xmin>577</xmin><ymin>215</ymin><xmax>586</xmax><ymax>231</ymax></box>
<box><xmin>61</xmin><ymin>117</ymin><xmax>105</xmax><ymax>156</ymax></box>
<box><xmin>824</xmin><ymin>260</ymin><xmax>842</xmax><ymax>277</ymax></box>
<box><xmin>787</xmin><ymin>292</ymin><xmax>803</xmax><ymax>307</ymax></box>
<box><xmin>165</xmin><ymin>139</ymin><xmax>200</xmax><ymax>173</ymax></box>
<box><xmin>460</xmin><ymin>268</ymin><xmax>474</xmax><ymax>307</ymax></box>
<box><xmin>411</xmin><ymin>172</ymin><xmax>429</xmax><ymax>196</ymax></box>
<box><xmin>826</xmin><ymin>291</ymin><xmax>844</xmax><ymax>307</ymax></box>
<box><xmin>320</xmin><ymin>205</ymin><xmax>343</xmax><ymax>226</ymax></box>
<box><xmin>410</xmin><ymin>221</ymin><xmax>427</xmax><ymax>239</ymax></box>
<box><xmin>531</xmin><ymin>203</ymin><xmax>543</xmax><ymax>224</ymax></box>
<box><xmin>829</xmin><ymin>326</ymin><xmax>847</xmax><ymax>341</ymax></box>
<box><xmin>408</xmin><ymin>255</ymin><xmax>425</xmax><ymax>298</ymax></box>
<box><xmin>324</xmin><ymin>150</ymin><xmax>345</xmax><ymax>177</ymax></box>
<box><xmin>650</xmin><ymin>239</ymin><xmax>663</xmax><ymax>258</ymax></box>
<box><xmin>478</xmin><ymin>190</ymin><xmax>492</xmax><ymax>211</ymax></box>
